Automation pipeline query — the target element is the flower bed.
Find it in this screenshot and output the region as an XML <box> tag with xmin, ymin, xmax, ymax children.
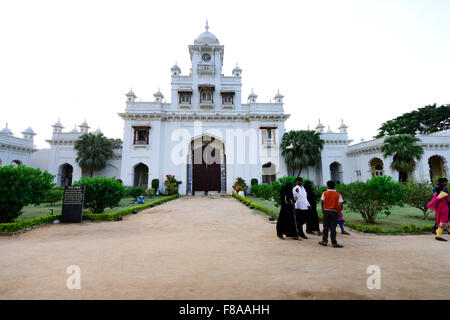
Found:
<box><xmin>0</xmin><ymin>194</ymin><xmax>180</xmax><ymax>234</ymax></box>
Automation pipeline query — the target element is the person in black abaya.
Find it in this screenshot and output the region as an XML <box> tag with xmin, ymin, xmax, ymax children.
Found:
<box><xmin>276</xmin><ymin>182</ymin><xmax>299</xmax><ymax>240</ymax></box>
<box><xmin>304</xmin><ymin>181</ymin><xmax>323</xmax><ymax>235</ymax></box>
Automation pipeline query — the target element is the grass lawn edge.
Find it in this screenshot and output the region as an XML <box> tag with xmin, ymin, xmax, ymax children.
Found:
<box><xmin>233</xmin><ymin>193</ymin><xmax>435</xmax><ymax>235</ymax></box>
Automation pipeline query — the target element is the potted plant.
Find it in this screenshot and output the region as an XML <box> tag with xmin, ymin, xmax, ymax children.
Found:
<box><xmin>232</xmin><ymin>177</ymin><xmax>248</xmax><ymax>197</ymax></box>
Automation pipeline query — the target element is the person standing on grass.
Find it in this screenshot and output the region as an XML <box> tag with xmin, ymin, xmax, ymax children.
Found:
<box><xmin>432</xmin><ymin>178</ymin><xmax>448</xmax><ymax>235</ymax></box>
<box><xmin>319</xmin><ymin>180</ymin><xmax>344</xmax><ymax>248</ymax></box>
<box><xmin>276</xmin><ymin>182</ymin><xmax>299</xmax><ymax>240</ymax></box>
<box><xmin>304</xmin><ymin>180</ymin><xmax>323</xmax><ymax>236</ymax></box>
<box><xmin>427</xmin><ymin>183</ymin><xmax>450</xmax><ymax>242</ymax></box>
<box><xmin>293</xmin><ymin>177</ymin><xmax>311</xmax><ymax>239</ymax></box>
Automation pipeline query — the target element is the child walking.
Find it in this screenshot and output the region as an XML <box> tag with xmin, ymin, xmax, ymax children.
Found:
<box><xmin>338</xmin><ymin>211</ymin><xmax>350</xmax><ymax>235</ymax></box>
<box><xmin>319</xmin><ymin>180</ymin><xmax>344</xmax><ymax>248</ymax></box>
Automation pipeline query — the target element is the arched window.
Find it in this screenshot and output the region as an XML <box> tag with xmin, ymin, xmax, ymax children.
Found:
<box><xmin>370</xmin><ymin>158</ymin><xmax>384</xmax><ymax>177</ymax></box>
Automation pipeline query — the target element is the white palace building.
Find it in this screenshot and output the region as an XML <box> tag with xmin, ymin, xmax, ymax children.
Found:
<box><xmin>2</xmin><ymin>24</ymin><xmax>449</xmax><ymax>193</ymax></box>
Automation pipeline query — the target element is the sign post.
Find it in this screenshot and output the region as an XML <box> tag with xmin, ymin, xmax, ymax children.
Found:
<box><xmin>61</xmin><ymin>186</ymin><xmax>85</xmax><ymax>222</ymax></box>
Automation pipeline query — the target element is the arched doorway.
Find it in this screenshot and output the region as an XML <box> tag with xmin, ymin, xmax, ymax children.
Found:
<box><xmin>428</xmin><ymin>155</ymin><xmax>447</xmax><ymax>182</ymax></box>
<box><xmin>330</xmin><ymin>162</ymin><xmax>343</xmax><ymax>184</ymax></box>
<box><xmin>59</xmin><ymin>163</ymin><xmax>73</xmax><ymax>187</ymax></box>
<box><xmin>133</xmin><ymin>163</ymin><xmax>149</xmax><ymax>188</ymax></box>
<box><xmin>369</xmin><ymin>158</ymin><xmax>384</xmax><ymax>177</ymax></box>
<box><xmin>188</xmin><ymin>135</ymin><xmax>225</xmax><ymax>194</ymax></box>
<box><xmin>11</xmin><ymin>160</ymin><xmax>22</xmax><ymax>168</ymax></box>
<box><xmin>262</xmin><ymin>162</ymin><xmax>276</xmax><ymax>184</ymax></box>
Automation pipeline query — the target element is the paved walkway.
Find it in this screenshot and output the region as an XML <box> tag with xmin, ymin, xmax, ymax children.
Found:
<box><xmin>0</xmin><ymin>196</ymin><xmax>449</xmax><ymax>299</ymax></box>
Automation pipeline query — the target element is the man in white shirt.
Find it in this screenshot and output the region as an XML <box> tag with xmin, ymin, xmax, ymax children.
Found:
<box><xmin>292</xmin><ymin>177</ymin><xmax>311</xmax><ymax>239</ymax></box>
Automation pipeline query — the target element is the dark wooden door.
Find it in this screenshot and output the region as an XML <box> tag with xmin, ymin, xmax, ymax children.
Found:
<box><xmin>193</xmin><ymin>146</ymin><xmax>221</xmax><ymax>192</ymax></box>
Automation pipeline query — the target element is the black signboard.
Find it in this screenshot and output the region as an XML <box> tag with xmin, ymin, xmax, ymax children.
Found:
<box><xmin>61</xmin><ymin>186</ymin><xmax>85</xmax><ymax>222</ymax></box>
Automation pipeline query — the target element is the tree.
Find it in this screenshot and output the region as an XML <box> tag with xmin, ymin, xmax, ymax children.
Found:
<box><xmin>109</xmin><ymin>138</ymin><xmax>123</xmax><ymax>149</ymax></box>
<box><xmin>381</xmin><ymin>134</ymin><xmax>424</xmax><ymax>182</ymax></box>
<box><xmin>337</xmin><ymin>176</ymin><xmax>406</xmax><ymax>224</ymax></box>
<box><xmin>375</xmin><ymin>104</ymin><xmax>450</xmax><ymax>138</ymax></box>
<box><xmin>74</xmin><ymin>133</ymin><xmax>113</xmax><ymax>177</ymax></box>
<box><xmin>73</xmin><ymin>177</ymin><xmax>125</xmax><ymax>213</ymax></box>
<box><xmin>281</xmin><ymin>130</ymin><xmax>324</xmax><ymax>177</ymax></box>
<box><xmin>0</xmin><ymin>165</ymin><xmax>55</xmax><ymax>222</ymax></box>
<box><xmin>403</xmin><ymin>182</ymin><xmax>434</xmax><ymax>219</ymax></box>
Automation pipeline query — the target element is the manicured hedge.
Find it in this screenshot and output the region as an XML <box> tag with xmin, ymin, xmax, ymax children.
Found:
<box><xmin>83</xmin><ymin>194</ymin><xmax>179</xmax><ymax>221</ymax></box>
<box><xmin>0</xmin><ymin>194</ymin><xmax>180</xmax><ymax>233</ymax></box>
<box><xmin>232</xmin><ymin>193</ymin><xmax>277</xmax><ymax>218</ymax></box>
<box><xmin>0</xmin><ymin>214</ymin><xmax>62</xmax><ymax>233</ymax></box>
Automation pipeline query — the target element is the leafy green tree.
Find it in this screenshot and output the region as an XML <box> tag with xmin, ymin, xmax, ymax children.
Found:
<box><xmin>73</xmin><ymin>177</ymin><xmax>125</xmax><ymax>213</ymax></box>
<box><xmin>74</xmin><ymin>133</ymin><xmax>113</xmax><ymax>177</ymax></box>
<box><xmin>375</xmin><ymin>104</ymin><xmax>450</xmax><ymax>138</ymax></box>
<box><xmin>281</xmin><ymin>130</ymin><xmax>324</xmax><ymax>177</ymax></box>
<box><xmin>337</xmin><ymin>176</ymin><xmax>406</xmax><ymax>224</ymax></box>
<box><xmin>109</xmin><ymin>138</ymin><xmax>123</xmax><ymax>149</ymax></box>
<box><xmin>44</xmin><ymin>188</ymin><xmax>64</xmax><ymax>205</ymax></box>
<box><xmin>164</xmin><ymin>174</ymin><xmax>181</xmax><ymax>195</ymax></box>
<box><xmin>381</xmin><ymin>135</ymin><xmax>424</xmax><ymax>182</ymax></box>
<box><xmin>0</xmin><ymin>165</ymin><xmax>55</xmax><ymax>222</ymax></box>
<box><xmin>403</xmin><ymin>182</ymin><xmax>434</xmax><ymax>219</ymax></box>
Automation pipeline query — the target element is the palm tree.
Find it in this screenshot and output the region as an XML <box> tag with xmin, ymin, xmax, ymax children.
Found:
<box><xmin>381</xmin><ymin>134</ymin><xmax>424</xmax><ymax>182</ymax></box>
<box><xmin>75</xmin><ymin>133</ymin><xmax>113</xmax><ymax>177</ymax></box>
<box><xmin>281</xmin><ymin>130</ymin><xmax>324</xmax><ymax>177</ymax></box>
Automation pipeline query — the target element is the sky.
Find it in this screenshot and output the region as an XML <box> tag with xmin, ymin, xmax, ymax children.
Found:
<box><xmin>1</xmin><ymin>0</ymin><xmax>449</xmax><ymax>149</ymax></box>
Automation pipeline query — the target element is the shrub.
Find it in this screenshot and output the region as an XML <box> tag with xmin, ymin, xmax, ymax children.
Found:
<box><xmin>44</xmin><ymin>188</ymin><xmax>64</xmax><ymax>205</ymax></box>
<box><xmin>127</xmin><ymin>186</ymin><xmax>146</xmax><ymax>198</ymax></box>
<box><xmin>146</xmin><ymin>188</ymin><xmax>155</xmax><ymax>197</ymax></box>
<box><xmin>232</xmin><ymin>177</ymin><xmax>248</xmax><ymax>193</ymax></box>
<box><xmin>251</xmin><ymin>178</ymin><xmax>258</xmax><ymax>186</ymax></box>
<box><xmin>0</xmin><ymin>165</ymin><xmax>55</xmax><ymax>223</ymax></box>
<box><xmin>164</xmin><ymin>174</ymin><xmax>181</xmax><ymax>195</ymax></box>
<box><xmin>337</xmin><ymin>176</ymin><xmax>406</xmax><ymax>224</ymax></box>
<box><xmin>252</xmin><ymin>184</ymin><xmax>273</xmax><ymax>200</ymax></box>
<box><xmin>402</xmin><ymin>182</ymin><xmax>434</xmax><ymax>218</ymax></box>
<box><xmin>73</xmin><ymin>177</ymin><xmax>126</xmax><ymax>213</ymax></box>
<box><xmin>151</xmin><ymin>179</ymin><xmax>160</xmax><ymax>192</ymax></box>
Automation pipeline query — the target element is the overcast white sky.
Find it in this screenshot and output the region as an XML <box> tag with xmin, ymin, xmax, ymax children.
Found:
<box><xmin>1</xmin><ymin>0</ymin><xmax>449</xmax><ymax>149</ymax></box>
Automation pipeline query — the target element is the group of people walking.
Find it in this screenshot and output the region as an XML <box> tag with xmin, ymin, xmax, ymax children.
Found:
<box><xmin>276</xmin><ymin>177</ymin><xmax>349</xmax><ymax>248</ymax></box>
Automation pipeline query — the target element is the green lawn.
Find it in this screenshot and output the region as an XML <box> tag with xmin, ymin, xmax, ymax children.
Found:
<box><xmin>16</xmin><ymin>196</ymin><xmax>167</xmax><ymax>221</ymax></box>
<box><xmin>246</xmin><ymin>195</ymin><xmax>436</xmax><ymax>231</ymax></box>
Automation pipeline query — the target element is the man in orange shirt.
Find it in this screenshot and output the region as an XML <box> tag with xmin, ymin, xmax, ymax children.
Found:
<box><xmin>319</xmin><ymin>180</ymin><xmax>344</xmax><ymax>248</ymax></box>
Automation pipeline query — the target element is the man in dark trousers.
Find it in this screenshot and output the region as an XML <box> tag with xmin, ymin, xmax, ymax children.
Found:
<box><xmin>292</xmin><ymin>177</ymin><xmax>311</xmax><ymax>239</ymax></box>
<box><xmin>319</xmin><ymin>180</ymin><xmax>344</xmax><ymax>248</ymax></box>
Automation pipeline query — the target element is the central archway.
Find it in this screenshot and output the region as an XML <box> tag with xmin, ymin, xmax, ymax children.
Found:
<box><xmin>187</xmin><ymin>135</ymin><xmax>225</xmax><ymax>194</ymax></box>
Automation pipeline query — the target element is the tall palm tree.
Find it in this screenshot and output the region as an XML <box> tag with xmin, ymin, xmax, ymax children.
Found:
<box><xmin>281</xmin><ymin>130</ymin><xmax>324</xmax><ymax>177</ymax></box>
<box><xmin>75</xmin><ymin>133</ymin><xmax>113</xmax><ymax>177</ymax></box>
<box><xmin>381</xmin><ymin>134</ymin><xmax>424</xmax><ymax>182</ymax></box>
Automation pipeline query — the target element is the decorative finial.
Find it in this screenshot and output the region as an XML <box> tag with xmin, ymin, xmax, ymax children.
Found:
<box><xmin>205</xmin><ymin>19</ymin><xmax>209</xmax><ymax>32</ymax></box>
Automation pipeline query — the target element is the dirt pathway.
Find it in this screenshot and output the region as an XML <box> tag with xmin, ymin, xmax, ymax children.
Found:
<box><xmin>0</xmin><ymin>196</ymin><xmax>449</xmax><ymax>299</ymax></box>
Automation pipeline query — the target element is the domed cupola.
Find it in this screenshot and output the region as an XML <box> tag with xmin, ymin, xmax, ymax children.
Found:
<box><xmin>1</xmin><ymin>123</ymin><xmax>13</xmax><ymax>136</ymax></box>
<box><xmin>194</xmin><ymin>20</ymin><xmax>220</xmax><ymax>45</ymax></box>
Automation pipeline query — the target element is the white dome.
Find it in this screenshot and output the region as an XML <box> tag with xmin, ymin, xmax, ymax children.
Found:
<box><xmin>194</xmin><ymin>21</ymin><xmax>219</xmax><ymax>45</ymax></box>
<box><xmin>1</xmin><ymin>123</ymin><xmax>12</xmax><ymax>135</ymax></box>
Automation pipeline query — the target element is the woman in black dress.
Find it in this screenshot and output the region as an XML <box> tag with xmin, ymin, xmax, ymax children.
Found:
<box><xmin>304</xmin><ymin>181</ymin><xmax>323</xmax><ymax>235</ymax></box>
<box><xmin>276</xmin><ymin>182</ymin><xmax>299</xmax><ymax>240</ymax></box>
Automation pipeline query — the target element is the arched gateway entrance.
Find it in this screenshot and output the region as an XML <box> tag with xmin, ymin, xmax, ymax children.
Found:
<box><xmin>187</xmin><ymin>135</ymin><xmax>226</xmax><ymax>194</ymax></box>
